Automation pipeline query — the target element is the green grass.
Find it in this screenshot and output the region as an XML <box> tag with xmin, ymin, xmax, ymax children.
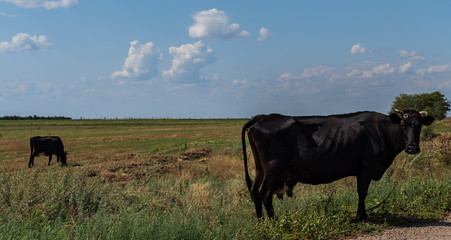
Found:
<box><xmin>0</xmin><ymin>118</ymin><xmax>450</xmax><ymax>239</ymax></box>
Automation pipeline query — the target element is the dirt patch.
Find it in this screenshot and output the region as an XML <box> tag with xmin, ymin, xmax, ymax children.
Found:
<box><xmin>180</xmin><ymin>147</ymin><xmax>212</xmax><ymax>160</ymax></box>
<box><xmin>85</xmin><ymin>147</ymin><xmax>212</xmax><ymax>184</ymax></box>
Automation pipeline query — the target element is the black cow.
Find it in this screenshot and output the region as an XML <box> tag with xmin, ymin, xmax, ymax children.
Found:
<box><xmin>29</xmin><ymin>136</ymin><xmax>68</xmax><ymax>168</ymax></box>
<box><xmin>242</xmin><ymin>110</ymin><xmax>434</xmax><ymax>220</ymax></box>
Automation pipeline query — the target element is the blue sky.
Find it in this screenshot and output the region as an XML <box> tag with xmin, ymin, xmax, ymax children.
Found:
<box><xmin>1</xmin><ymin>0</ymin><xmax>450</xmax><ymax>118</ymax></box>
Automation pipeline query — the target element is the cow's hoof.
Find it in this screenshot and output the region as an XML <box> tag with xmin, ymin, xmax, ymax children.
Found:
<box><xmin>356</xmin><ymin>213</ymin><xmax>369</xmax><ymax>222</ymax></box>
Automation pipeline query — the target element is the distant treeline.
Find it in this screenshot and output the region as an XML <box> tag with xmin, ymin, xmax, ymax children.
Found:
<box><xmin>0</xmin><ymin>115</ymin><xmax>72</xmax><ymax>120</ymax></box>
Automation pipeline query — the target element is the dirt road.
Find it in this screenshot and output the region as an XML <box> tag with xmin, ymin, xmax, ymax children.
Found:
<box><xmin>348</xmin><ymin>214</ymin><xmax>451</xmax><ymax>240</ymax></box>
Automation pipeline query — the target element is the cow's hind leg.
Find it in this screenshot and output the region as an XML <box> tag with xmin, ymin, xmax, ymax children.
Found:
<box><xmin>251</xmin><ymin>171</ymin><xmax>264</xmax><ymax>218</ymax></box>
<box><xmin>248</xmin><ymin>132</ymin><xmax>265</xmax><ymax>219</ymax></box>
<box><xmin>261</xmin><ymin>171</ymin><xmax>278</xmax><ymax>218</ymax></box>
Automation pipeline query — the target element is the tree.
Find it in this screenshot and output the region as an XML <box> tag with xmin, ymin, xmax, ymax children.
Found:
<box><xmin>390</xmin><ymin>91</ymin><xmax>450</xmax><ymax>120</ymax></box>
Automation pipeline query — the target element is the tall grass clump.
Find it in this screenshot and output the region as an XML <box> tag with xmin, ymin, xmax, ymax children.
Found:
<box><xmin>255</xmin><ymin>174</ymin><xmax>450</xmax><ymax>240</ymax></box>
<box><xmin>421</xmin><ymin>125</ymin><xmax>435</xmax><ymax>141</ymax></box>
<box><xmin>0</xmin><ymin>168</ymin><xmax>110</xmax><ymax>238</ymax></box>
<box><xmin>438</xmin><ymin>134</ymin><xmax>451</xmax><ymax>165</ymax></box>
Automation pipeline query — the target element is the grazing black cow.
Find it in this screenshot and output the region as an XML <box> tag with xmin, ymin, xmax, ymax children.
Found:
<box><xmin>242</xmin><ymin>110</ymin><xmax>434</xmax><ymax>220</ymax></box>
<box><xmin>29</xmin><ymin>136</ymin><xmax>67</xmax><ymax>168</ymax></box>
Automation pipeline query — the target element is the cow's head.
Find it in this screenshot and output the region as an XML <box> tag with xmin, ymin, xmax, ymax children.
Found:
<box><xmin>61</xmin><ymin>151</ymin><xmax>68</xmax><ymax>165</ymax></box>
<box><xmin>390</xmin><ymin>109</ymin><xmax>434</xmax><ymax>154</ymax></box>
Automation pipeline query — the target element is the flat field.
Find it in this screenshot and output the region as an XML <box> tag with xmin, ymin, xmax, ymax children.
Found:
<box><xmin>0</xmin><ymin>119</ymin><xmax>244</xmax><ymax>169</ymax></box>
<box><xmin>0</xmin><ymin>118</ymin><xmax>450</xmax><ymax>239</ymax></box>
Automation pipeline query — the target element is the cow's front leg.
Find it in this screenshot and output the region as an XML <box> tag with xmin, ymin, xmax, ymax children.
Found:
<box><xmin>29</xmin><ymin>155</ymin><xmax>35</xmax><ymax>168</ymax></box>
<box><xmin>356</xmin><ymin>175</ymin><xmax>371</xmax><ymax>221</ymax></box>
<box><xmin>48</xmin><ymin>155</ymin><xmax>52</xmax><ymax>166</ymax></box>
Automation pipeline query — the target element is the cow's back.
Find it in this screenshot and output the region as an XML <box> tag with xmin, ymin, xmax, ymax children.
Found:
<box><xmin>296</xmin><ymin>112</ymin><xmax>387</xmax><ymax>155</ymax></box>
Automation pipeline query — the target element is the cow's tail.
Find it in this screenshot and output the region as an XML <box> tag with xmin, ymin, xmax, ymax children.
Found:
<box><xmin>242</xmin><ymin>116</ymin><xmax>260</xmax><ymax>193</ymax></box>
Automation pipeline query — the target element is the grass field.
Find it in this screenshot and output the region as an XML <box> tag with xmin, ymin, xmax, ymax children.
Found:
<box><xmin>0</xmin><ymin>118</ymin><xmax>450</xmax><ymax>239</ymax></box>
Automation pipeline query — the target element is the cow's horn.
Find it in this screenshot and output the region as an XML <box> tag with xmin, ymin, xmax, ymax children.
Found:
<box><xmin>394</xmin><ymin>109</ymin><xmax>403</xmax><ymax>114</ymax></box>
<box><xmin>419</xmin><ymin>111</ymin><xmax>428</xmax><ymax>116</ymax></box>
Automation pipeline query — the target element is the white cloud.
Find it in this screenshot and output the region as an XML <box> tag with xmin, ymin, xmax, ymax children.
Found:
<box><xmin>189</xmin><ymin>8</ymin><xmax>250</xmax><ymax>39</ymax></box>
<box><xmin>0</xmin><ymin>0</ymin><xmax>77</xmax><ymax>9</ymax></box>
<box><xmin>2</xmin><ymin>82</ymin><xmax>27</xmax><ymax>92</ymax></box>
<box><xmin>347</xmin><ymin>63</ymin><xmax>395</xmax><ymax>78</ymax></box>
<box><xmin>276</xmin><ymin>66</ymin><xmax>338</xmax><ymax>94</ymax></box>
<box><xmin>278</xmin><ymin>66</ymin><xmax>336</xmax><ymax>81</ymax></box>
<box><xmin>399</xmin><ymin>50</ymin><xmax>425</xmax><ymax>61</ymax></box>
<box><xmin>0</xmin><ymin>33</ymin><xmax>51</xmax><ymax>53</ymax></box>
<box><xmin>277</xmin><ymin>72</ymin><xmax>299</xmax><ymax>81</ymax></box>
<box><xmin>350</xmin><ymin>43</ymin><xmax>372</xmax><ymax>54</ymax></box>
<box><xmin>416</xmin><ymin>64</ymin><xmax>451</xmax><ymax>75</ymax></box>
<box><xmin>257</xmin><ymin>27</ymin><xmax>272</xmax><ymax>41</ymax></box>
<box><xmin>372</xmin><ymin>63</ymin><xmax>395</xmax><ymax>75</ymax></box>
<box><xmin>264</xmin><ymin>45</ymin><xmax>451</xmax><ymax>107</ymax></box>
<box><xmin>346</xmin><ymin>69</ymin><xmax>361</xmax><ymax>78</ymax></box>
<box><xmin>36</xmin><ymin>82</ymin><xmax>53</xmax><ymax>91</ymax></box>
<box><xmin>399</xmin><ymin>62</ymin><xmax>412</xmax><ymax>74</ymax></box>
<box><xmin>0</xmin><ymin>11</ymin><xmax>17</xmax><ymax>17</ymax></box>
<box><xmin>163</xmin><ymin>41</ymin><xmax>216</xmax><ymax>83</ymax></box>
<box><xmin>232</xmin><ymin>78</ymin><xmax>249</xmax><ymax>87</ymax></box>
<box><xmin>277</xmin><ymin>77</ymin><xmax>320</xmax><ymax>94</ymax></box>
<box><xmin>301</xmin><ymin>66</ymin><xmax>335</xmax><ymax>79</ymax></box>
<box><xmin>110</xmin><ymin>40</ymin><xmax>162</xmax><ymax>81</ymax></box>
<box><xmin>210</xmin><ymin>73</ymin><xmax>219</xmax><ymax>81</ymax></box>
<box><xmin>399</xmin><ymin>50</ymin><xmax>412</xmax><ymax>57</ymax></box>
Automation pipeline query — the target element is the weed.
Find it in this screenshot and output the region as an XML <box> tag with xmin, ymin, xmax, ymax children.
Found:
<box><xmin>438</xmin><ymin>134</ymin><xmax>451</xmax><ymax>165</ymax></box>
<box><xmin>0</xmin><ymin>169</ymin><xmax>12</xmax><ymax>208</ymax></box>
<box><xmin>421</xmin><ymin>125</ymin><xmax>435</xmax><ymax>141</ymax></box>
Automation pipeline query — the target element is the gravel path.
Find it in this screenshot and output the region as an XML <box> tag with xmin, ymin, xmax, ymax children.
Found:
<box><xmin>348</xmin><ymin>214</ymin><xmax>451</xmax><ymax>240</ymax></box>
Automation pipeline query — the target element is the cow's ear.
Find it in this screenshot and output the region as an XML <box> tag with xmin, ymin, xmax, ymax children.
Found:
<box><xmin>422</xmin><ymin>115</ymin><xmax>434</xmax><ymax>126</ymax></box>
<box><xmin>389</xmin><ymin>113</ymin><xmax>401</xmax><ymax>124</ymax></box>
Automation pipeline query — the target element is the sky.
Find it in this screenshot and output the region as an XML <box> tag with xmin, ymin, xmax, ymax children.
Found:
<box><xmin>1</xmin><ymin>0</ymin><xmax>450</xmax><ymax>119</ymax></box>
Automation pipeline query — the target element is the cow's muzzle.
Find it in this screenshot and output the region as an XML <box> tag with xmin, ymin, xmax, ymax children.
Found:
<box><xmin>406</xmin><ymin>144</ymin><xmax>420</xmax><ymax>154</ymax></box>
